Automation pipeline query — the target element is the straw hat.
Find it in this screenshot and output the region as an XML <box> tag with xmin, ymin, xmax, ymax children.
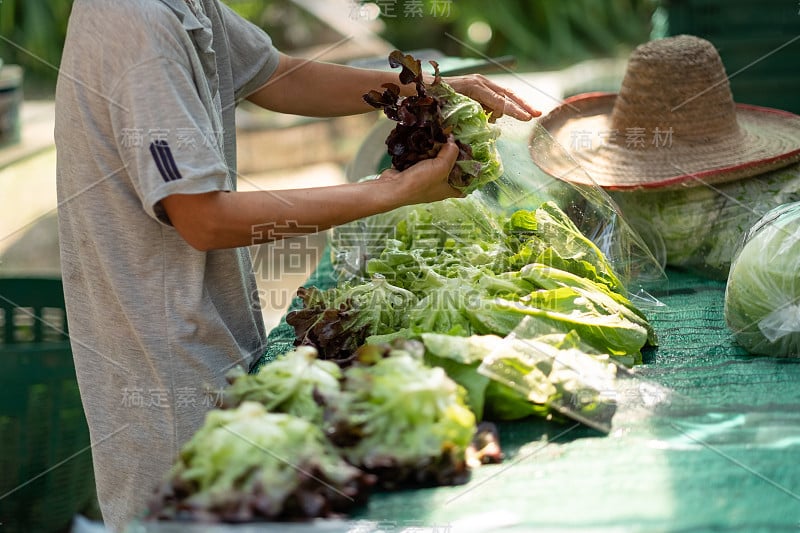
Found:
<box><xmin>530</xmin><ymin>35</ymin><xmax>800</xmax><ymax>190</ymax></box>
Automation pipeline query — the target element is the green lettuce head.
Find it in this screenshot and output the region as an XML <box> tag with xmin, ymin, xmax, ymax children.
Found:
<box><xmin>725</xmin><ymin>202</ymin><xmax>800</xmax><ymax>356</ymax></box>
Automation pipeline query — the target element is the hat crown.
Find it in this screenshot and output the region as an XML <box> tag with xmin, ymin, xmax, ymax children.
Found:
<box><xmin>610</xmin><ymin>35</ymin><xmax>740</xmax><ymax>143</ymax></box>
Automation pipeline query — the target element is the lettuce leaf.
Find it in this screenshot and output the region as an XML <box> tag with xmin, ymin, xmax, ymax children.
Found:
<box><xmin>326</xmin><ymin>351</ymin><xmax>477</xmax><ymax>488</ymax></box>
<box><xmin>363</xmin><ymin>50</ymin><xmax>503</xmax><ymax>194</ymax></box>
<box><xmin>147</xmin><ymin>403</ymin><xmax>373</xmax><ymax>521</ymax></box>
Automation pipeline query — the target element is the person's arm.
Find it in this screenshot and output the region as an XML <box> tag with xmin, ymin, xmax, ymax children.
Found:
<box><xmin>160</xmin><ymin>142</ymin><xmax>461</xmax><ymax>251</ymax></box>
<box><xmin>245</xmin><ymin>53</ymin><xmax>540</xmax><ymax>120</ymax></box>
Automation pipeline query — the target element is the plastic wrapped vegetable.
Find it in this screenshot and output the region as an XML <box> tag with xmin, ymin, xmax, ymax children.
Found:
<box><xmin>610</xmin><ymin>163</ymin><xmax>800</xmax><ymax>280</ymax></box>
<box><xmin>478</xmin><ymin>321</ymin><xmax>619</xmax><ymax>433</ymax></box>
<box><xmin>724</xmin><ymin>202</ymin><xmax>800</xmax><ymax>356</ymax></box>
<box><xmin>147</xmin><ymin>403</ymin><xmax>374</xmax><ymax>522</ymax></box>
<box><xmin>420</xmin><ymin>332</ymin><xmax>550</xmax><ymax>421</ymax></box>
<box><xmin>304</xmin><ymin>200</ymin><xmax>657</xmax><ymax>366</ymax></box>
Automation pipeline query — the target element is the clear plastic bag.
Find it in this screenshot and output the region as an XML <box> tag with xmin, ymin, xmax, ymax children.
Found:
<box><xmin>334</xmin><ymin>115</ymin><xmax>666</xmax><ymax>302</ymax></box>
<box><xmin>609</xmin><ymin>163</ymin><xmax>800</xmax><ymax>281</ymax></box>
<box><xmin>325</xmin><ymin>113</ymin><xmax>671</xmax><ymax>430</ymax></box>
<box><xmin>478</xmin><ymin>317</ymin><xmax>672</xmax><ymax>433</ymax></box>
<box><xmin>724</xmin><ymin>201</ymin><xmax>800</xmax><ymax>356</ymax></box>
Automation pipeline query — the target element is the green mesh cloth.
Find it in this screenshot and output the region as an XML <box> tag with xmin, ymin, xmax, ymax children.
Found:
<box><xmin>247</xmin><ymin>249</ymin><xmax>800</xmax><ymax>531</ymax></box>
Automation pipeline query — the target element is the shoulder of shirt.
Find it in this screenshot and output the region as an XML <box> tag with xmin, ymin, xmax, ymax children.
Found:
<box><xmin>63</xmin><ymin>0</ymin><xmax>200</xmax><ymax>96</ymax></box>
<box><xmin>69</xmin><ymin>0</ymin><xmax>192</xmax><ymax>43</ymax></box>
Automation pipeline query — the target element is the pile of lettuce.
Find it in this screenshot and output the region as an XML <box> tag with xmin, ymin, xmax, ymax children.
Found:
<box><xmin>148</xmin><ymin>344</ymin><xmax>478</xmax><ymax>522</ymax></box>
<box><xmin>325</xmin><ymin>342</ymin><xmax>477</xmax><ymax>488</ymax></box>
<box><xmin>363</xmin><ymin>50</ymin><xmax>503</xmax><ymax>194</ymax></box>
<box><xmin>287</xmin><ymin>197</ymin><xmax>656</xmax><ymax>427</ymax></box>
<box><xmin>147</xmin><ymin>198</ymin><xmax>657</xmax><ymax>522</ymax></box>
<box><xmin>146</xmin><ymin>402</ymin><xmax>374</xmax><ymax>522</ymax></box>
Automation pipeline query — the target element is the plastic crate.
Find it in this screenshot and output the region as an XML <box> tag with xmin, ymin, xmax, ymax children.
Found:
<box><xmin>662</xmin><ymin>0</ymin><xmax>800</xmax><ymax>113</ymax></box>
<box><xmin>0</xmin><ymin>65</ymin><xmax>22</xmax><ymax>148</ymax></box>
<box><xmin>0</xmin><ymin>278</ymin><xmax>97</xmax><ymax>533</ymax></box>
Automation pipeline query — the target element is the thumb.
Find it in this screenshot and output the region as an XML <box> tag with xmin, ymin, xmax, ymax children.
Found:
<box><xmin>435</xmin><ymin>141</ymin><xmax>459</xmax><ymax>169</ymax></box>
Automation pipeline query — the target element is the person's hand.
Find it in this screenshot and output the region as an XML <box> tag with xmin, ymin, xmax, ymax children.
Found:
<box><xmin>444</xmin><ymin>74</ymin><xmax>541</xmax><ymax>122</ymax></box>
<box><xmin>377</xmin><ymin>141</ymin><xmax>463</xmax><ymax>205</ymax></box>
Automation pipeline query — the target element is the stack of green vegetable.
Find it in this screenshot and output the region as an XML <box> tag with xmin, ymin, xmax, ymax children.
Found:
<box><xmin>147</xmin><ymin>344</ymin><xmax>478</xmax><ymax>522</ymax></box>
<box><xmin>290</xmin><ymin>196</ymin><xmax>656</xmax><ymax>428</ymax></box>
<box><xmin>146</xmin><ymin>402</ymin><xmax>374</xmax><ymax>522</ymax></box>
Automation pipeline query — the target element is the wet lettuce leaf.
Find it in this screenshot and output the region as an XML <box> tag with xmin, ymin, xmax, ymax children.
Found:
<box><xmin>326</xmin><ymin>348</ymin><xmax>477</xmax><ymax>488</ymax></box>
<box><xmin>221</xmin><ymin>346</ymin><xmax>341</xmax><ymax>424</ymax></box>
<box><xmin>364</xmin><ymin>50</ymin><xmax>503</xmax><ymax>194</ymax></box>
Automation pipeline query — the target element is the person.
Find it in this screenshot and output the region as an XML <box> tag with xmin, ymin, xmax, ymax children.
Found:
<box><xmin>54</xmin><ymin>0</ymin><xmax>539</xmax><ymax>530</ymax></box>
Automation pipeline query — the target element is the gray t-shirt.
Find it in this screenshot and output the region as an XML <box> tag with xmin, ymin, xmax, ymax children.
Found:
<box><xmin>54</xmin><ymin>0</ymin><xmax>279</xmax><ymax>528</ymax></box>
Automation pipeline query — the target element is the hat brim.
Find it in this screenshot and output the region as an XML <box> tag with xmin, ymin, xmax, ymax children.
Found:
<box><xmin>531</xmin><ymin>93</ymin><xmax>800</xmax><ymax>190</ymax></box>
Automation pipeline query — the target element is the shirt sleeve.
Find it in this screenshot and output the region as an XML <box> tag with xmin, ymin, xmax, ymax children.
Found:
<box><xmin>108</xmin><ymin>57</ymin><xmax>231</xmax><ymax>225</ymax></box>
<box><xmin>216</xmin><ymin>1</ymin><xmax>281</xmax><ymax>99</ymax></box>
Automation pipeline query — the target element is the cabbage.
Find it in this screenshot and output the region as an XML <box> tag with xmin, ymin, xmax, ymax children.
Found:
<box><xmin>724</xmin><ymin>202</ymin><xmax>800</xmax><ymax>356</ymax></box>
<box><xmin>610</xmin><ymin>163</ymin><xmax>800</xmax><ymax>280</ymax></box>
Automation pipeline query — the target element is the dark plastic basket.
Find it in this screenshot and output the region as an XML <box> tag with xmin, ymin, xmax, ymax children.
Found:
<box><xmin>0</xmin><ymin>278</ymin><xmax>97</xmax><ymax>533</ymax></box>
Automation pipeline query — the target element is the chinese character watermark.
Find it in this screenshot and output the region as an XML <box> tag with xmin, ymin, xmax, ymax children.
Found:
<box><xmin>118</xmin><ymin>126</ymin><xmax>222</xmax><ymax>151</ymax></box>
<box><xmin>250</xmin><ymin>221</ymin><xmax>321</xmax><ymax>282</ymax></box>
<box><xmin>567</xmin><ymin>127</ymin><xmax>675</xmax><ymax>151</ymax></box>
<box><xmin>348</xmin><ymin>0</ymin><xmax>455</xmax><ymax>20</ymax></box>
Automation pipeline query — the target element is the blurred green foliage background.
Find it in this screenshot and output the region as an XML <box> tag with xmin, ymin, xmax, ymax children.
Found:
<box><xmin>374</xmin><ymin>0</ymin><xmax>658</xmax><ymax>69</ymax></box>
<box><xmin>0</xmin><ymin>0</ymin><xmax>658</xmax><ymax>96</ymax></box>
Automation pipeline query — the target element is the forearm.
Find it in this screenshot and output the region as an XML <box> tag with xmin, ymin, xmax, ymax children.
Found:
<box><xmin>164</xmin><ymin>181</ymin><xmax>399</xmax><ymax>251</ymax></box>
<box><xmin>247</xmin><ymin>53</ymin><xmax>539</xmax><ymax>121</ymax></box>
<box><xmin>246</xmin><ymin>54</ymin><xmax>412</xmax><ymax>117</ymax></box>
<box><xmin>161</xmin><ymin>143</ymin><xmax>461</xmax><ymax>251</ymax></box>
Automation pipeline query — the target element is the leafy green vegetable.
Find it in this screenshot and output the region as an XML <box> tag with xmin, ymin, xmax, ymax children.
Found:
<box><xmin>221</xmin><ymin>347</ymin><xmax>341</xmax><ymax>424</ymax></box>
<box><xmin>364</xmin><ymin>196</ymin><xmax>510</xmax><ymax>284</ymax></box>
<box><xmin>465</xmin><ymin>266</ymin><xmax>652</xmax><ymax>366</ymax></box>
<box><xmin>610</xmin><ymin>163</ymin><xmax>800</xmax><ymax>280</ymax></box>
<box><xmin>725</xmin><ymin>202</ymin><xmax>800</xmax><ymax>356</ymax></box>
<box><xmin>421</xmin><ymin>333</ymin><xmax>496</xmax><ymax>418</ymax></box>
<box><xmin>520</xmin><ymin>263</ymin><xmax>656</xmax><ymax>346</ymax></box>
<box><xmin>421</xmin><ymin>333</ymin><xmax>547</xmax><ymax>421</ymax></box>
<box><xmin>286</xmin><ymin>277</ymin><xmax>417</xmax><ymax>365</ymax></box>
<box><xmin>147</xmin><ymin>403</ymin><xmax>374</xmax><ymax>522</ymax></box>
<box><xmin>505</xmin><ymin>201</ymin><xmax>624</xmax><ymax>292</ymax></box>
<box><xmin>313</xmin><ymin>200</ymin><xmax>655</xmax><ymax>365</ymax></box>
<box><xmin>302</xmin><ymin>198</ymin><xmax>657</xmax><ymax>428</ymax></box>
<box><xmin>471</xmin><ymin>295</ymin><xmax>648</xmax><ymax>365</ymax></box>
<box><xmin>478</xmin><ymin>322</ymin><xmax>619</xmax><ymax>433</ymax></box>
<box><xmin>363</xmin><ymin>50</ymin><xmax>503</xmax><ymax>194</ymax></box>
<box><xmin>420</xmin><ymin>326</ymin><xmax>620</xmax><ymax>431</ymax></box>
<box><xmin>428</xmin><ymin>77</ymin><xmax>504</xmax><ymax>193</ymax></box>
<box><xmin>326</xmin><ymin>350</ymin><xmax>477</xmax><ymax>488</ymax></box>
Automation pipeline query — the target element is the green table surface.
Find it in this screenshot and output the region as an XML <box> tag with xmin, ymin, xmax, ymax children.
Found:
<box><xmin>252</xmin><ymin>251</ymin><xmax>800</xmax><ymax>532</ymax></box>
<box><xmin>132</xmin><ymin>251</ymin><xmax>800</xmax><ymax>533</ymax></box>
